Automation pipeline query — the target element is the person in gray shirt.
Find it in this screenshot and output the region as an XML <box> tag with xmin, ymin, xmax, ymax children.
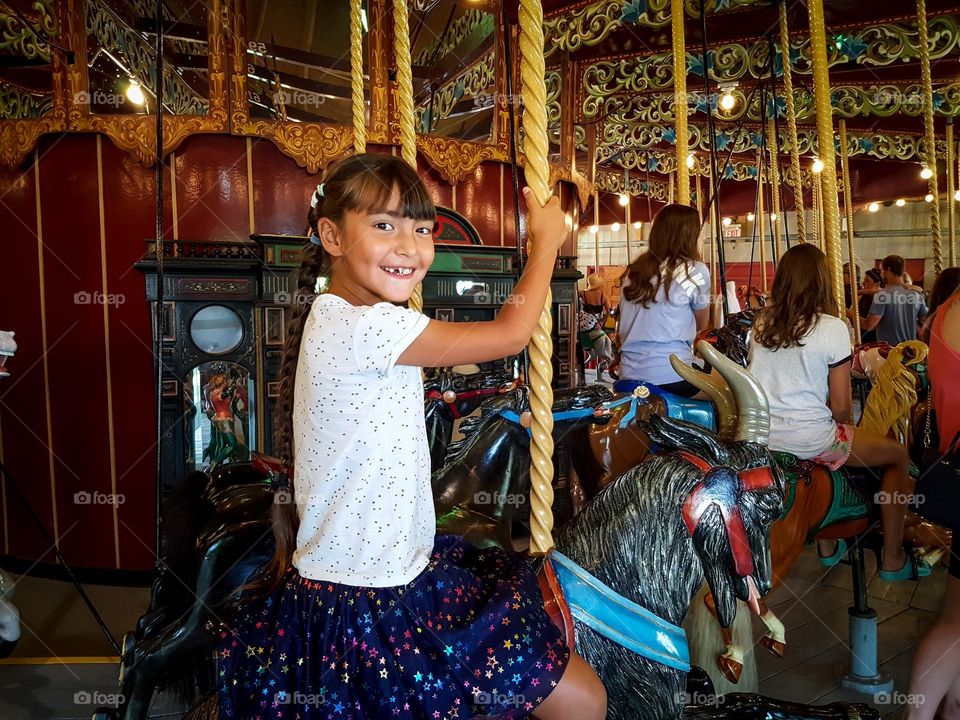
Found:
<box><xmin>861</xmin><ymin>254</ymin><xmax>928</xmax><ymax>345</ymax></box>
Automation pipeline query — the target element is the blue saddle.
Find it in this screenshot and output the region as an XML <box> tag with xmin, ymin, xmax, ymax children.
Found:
<box><xmin>612</xmin><ymin>379</ymin><xmax>716</xmax><ymax>432</ymax></box>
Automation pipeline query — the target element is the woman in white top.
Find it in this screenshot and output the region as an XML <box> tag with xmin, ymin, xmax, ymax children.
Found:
<box><xmin>613</xmin><ymin>204</ymin><xmax>712</xmax><ymax>397</ymax></box>
<box><xmin>748</xmin><ymin>244</ymin><xmax>929</xmax><ymax>582</ymax></box>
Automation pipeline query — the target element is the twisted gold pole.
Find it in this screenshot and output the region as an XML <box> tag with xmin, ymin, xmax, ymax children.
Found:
<box><xmin>672</xmin><ymin>0</ymin><xmax>690</xmax><ymax>206</ymax></box>
<box><xmin>767</xmin><ymin>119</ymin><xmax>784</xmax><ymax>259</ymax></box>
<box><xmin>779</xmin><ymin>0</ymin><xmax>805</xmax><ymax>243</ymax></box>
<box><xmin>756</xmin><ymin>149</ymin><xmax>768</xmax><ymax>293</ymax></box>
<box><xmin>350</xmin><ymin>0</ymin><xmax>366</xmax><ymax>154</ymax></box>
<box><xmin>807</xmin><ymin>0</ymin><xmax>844</xmax><ymax>316</ymax></box>
<box><xmin>518</xmin><ymin>0</ymin><xmax>555</xmax><ymax>556</ymax></box>
<box><xmin>917</xmin><ymin>0</ymin><xmax>942</xmax><ymax>275</ymax></box>
<box><xmin>392</xmin><ymin>0</ymin><xmax>422</xmax><ymax>313</ymax></box>
<box><xmin>947</xmin><ymin>120</ymin><xmax>955</xmax><ymax>267</ymax></box>
<box><xmin>668</xmin><ymin>171</ymin><xmax>675</xmax><ymax>205</ymax></box>
<box><xmin>838</xmin><ymin>120</ymin><xmax>861</xmax><ymax>344</ymax></box>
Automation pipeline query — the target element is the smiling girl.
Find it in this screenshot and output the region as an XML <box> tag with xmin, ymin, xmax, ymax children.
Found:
<box><xmin>216</xmin><ymin>154</ymin><xmax>606</xmax><ymax>719</ymax></box>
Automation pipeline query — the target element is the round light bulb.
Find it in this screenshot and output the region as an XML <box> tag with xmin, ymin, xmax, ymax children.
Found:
<box><xmin>925</xmin><ymin>194</ymin><xmax>934</xmax><ymax>203</ymax></box>
<box><xmin>920</xmin><ymin>166</ymin><xmax>933</xmax><ymax>180</ymax></box>
<box><xmin>588</xmin><ymin>225</ymin><xmax>598</xmax><ymax>234</ymax></box>
<box><xmin>868</xmin><ymin>202</ymin><xmax>879</xmax><ymax>213</ymax></box>
<box><xmin>611</xmin><ymin>222</ymin><xmax>621</xmax><ymax>232</ymax></box>
<box><xmin>720</xmin><ymin>92</ymin><xmax>736</xmax><ymax>111</ymax></box>
<box><xmin>686</xmin><ymin>153</ymin><xmax>695</xmax><ymax>169</ymax></box>
<box><xmin>954</xmin><ymin>189</ymin><xmax>960</xmax><ymax>201</ymax></box>
<box><xmin>746</xmin><ymin>212</ymin><xmax>755</xmax><ymax>222</ymax></box>
<box><xmin>618</xmin><ymin>193</ymin><xmax>629</xmax><ymax>206</ymax></box>
<box><xmin>722</xmin><ymin>217</ymin><xmax>732</xmax><ymax>227</ymax></box>
<box><xmin>895</xmin><ymin>198</ymin><xmax>906</xmax><ymax>207</ymax></box>
<box><xmin>126</xmin><ymin>79</ymin><xmax>145</xmax><ymax>106</ymax></box>
<box><xmin>811</xmin><ymin>158</ymin><xmax>824</xmax><ymax>174</ymax></box>
<box><xmin>633</xmin><ymin>221</ymin><xmax>642</xmax><ymax>229</ymax></box>
<box><xmin>770</xmin><ymin>212</ymin><xmax>778</xmax><ymax>222</ymax></box>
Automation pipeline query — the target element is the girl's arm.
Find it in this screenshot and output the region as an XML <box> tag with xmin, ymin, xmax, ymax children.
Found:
<box><xmin>827</xmin><ymin>361</ymin><xmax>853</xmax><ymax>424</ymax></box>
<box><xmin>399</xmin><ymin>189</ymin><xmax>567</xmax><ymax>367</ymax></box>
<box><xmin>694</xmin><ymin>307</ymin><xmax>710</xmax><ymax>333</ymax></box>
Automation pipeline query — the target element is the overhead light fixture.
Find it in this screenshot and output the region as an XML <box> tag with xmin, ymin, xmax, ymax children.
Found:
<box><xmin>895</xmin><ymin>198</ymin><xmax>906</xmax><ymax>207</ymax></box>
<box><xmin>925</xmin><ymin>193</ymin><xmax>934</xmax><ymax>203</ymax></box>
<box><xmin>770</xmin><ymin>212</ymin><xmax>778</xmax><ymax>222</ymax></box>
<box><xmin>722</xmin><ymin>216</ymin><xmax>732</xmax><ymax>226</ymax></box>
<box><xmin>720</xmin><ymin>91</ymin><xmax>736</xmax><ymax>111</ymax></box>
<box><xmin>811</xmin><ymin>158</ymin><xmax>824</xmax><ymax>173</ymax></box>
<box><xmin>618</xmin><ymin>193</ymin><xmax>629</xmax><ymax>206</ymax></box>
<box><xmin>686</xmin><ymin>153</ymin><xmax>695</xmax><ymax>169</ymax></box>
<box><xmin>868</xmin><ymin>202</ymin><xmax>880</xmax><ymax>212</ymax></box>
<box><xmin>126</xmin><ymin>78</ymin><xmax>145</xmax><ymax>106</ymax></box>
<box><xmin>920</xmin><ymin>166</ymin><xmax>933</xmax><ymax>180</ymax></box>
<box><xmin>746</xmin><ymin>212</ymin><xmax>755</xmax><ymax>221</ymax></box>
<box><xmin>611</xmin><ymin>222</ymin><xmax>621</xmax><ymax>232</ymax></box>
<box><xmin>633</xmin><ymin>221</ymin><xmax>642</xmax><ymax>229</ymax></box>
<box><xmin>589</xmin><ymin>225</ymin><xmax>599</xmax><ymax>234</ymax></box>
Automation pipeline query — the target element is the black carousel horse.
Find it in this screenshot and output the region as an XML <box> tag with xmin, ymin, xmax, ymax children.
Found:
<box><xmin>699</xmin><ymin>310</ymin><xmax>757</xmax><ymax>368</ymax></box>
<box><xmin>423</xmin><ymin>365</ymin><xmax>520</xmax><ymax>472</ymax></box>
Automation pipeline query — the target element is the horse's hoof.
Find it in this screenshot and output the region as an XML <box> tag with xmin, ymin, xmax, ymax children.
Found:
<box><xmin>760</xmin><ymin>636</ymin><xmax>786</xmax><ymax>657</ymax></box>
<box><xmin>716</xmin><ymin>655</ymin><xmax>743</xmax><ymax>684</ymax></box>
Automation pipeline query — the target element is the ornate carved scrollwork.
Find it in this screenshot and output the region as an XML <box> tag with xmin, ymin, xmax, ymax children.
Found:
<box><xmin>417</xmin><ymin>135</ymin><xmax>506</xmax><ymax>183</ymax></box>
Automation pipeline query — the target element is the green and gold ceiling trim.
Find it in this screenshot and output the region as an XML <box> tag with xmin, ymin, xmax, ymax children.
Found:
<box><xmin>415</xmin><ymin>49</ymin><xmax>495</xmax><ymax>129</ymax></box>
<box><xmin>592</xmin><ymin>122</ymin><xmax>947</xmax><ymax>163</ymax></box>
<box><xmin>0</xmin><ymin>0</ymin><xmax>57</xmax><ymax>62</ymax></box>
<box><xmin>0</xmin><ymin>84</ymin><xmax>54</xmax><ymax>120</ymax></box>
<box><xmin>413</xmin><ymin>9</ymin><xmax>492</xmax><ymax>66</ymax></box>
<box><xmin>580</xmin><ymin>15</ymin><xmax>960</xmax><ymax>111</ymax></box>
<box><xmin>86</xmin><ymin>0</ymin><xmax>207</xmax><ymax>116</ymax></box>
<box><xmin>545</xmin><ymin>0</ymin><xmax>766</xmax><ymax>53</ymax></box>
<box><xmin>582</xmin><ymin>81</ymin><xmax>960</xmax><ymax>125</ymax></box>
<box><xmin>595</xmin><ymin>167</ymin><xmax>670</xmax><ymax>201</ymax></box>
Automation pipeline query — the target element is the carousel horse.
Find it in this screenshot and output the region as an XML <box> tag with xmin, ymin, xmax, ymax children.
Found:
<box><xmin>699</xmin><ymin>310</ymin><xmax>758</xmax><ymax>368</ymax></box>
<box><xmin>0</xmin><ymin>566</ymin><xmax>19</xmax><ymax>658</ymax></box>
<box><xmin>578</xmin><ymin>309</ymin><xmax>615</xmax><ymax>381</ymax></box>
<box><xmin>423</xmin><ymin>365</ymin><xmax>520</xmax><ymax>472</ymax></box>
<box><xmin>433</xmin><ymin>383</ymin><xmax>615</xmax><ymax>549</ymax></box>
<box><xmin>97</xmin><ymin>366</ymin><xmax>873</xmax><ymax>720</ymax></box>
<box><xmin>0</xmin><ymin>330</ymin><xmax>15</xmax><ymax>377</ymax></box>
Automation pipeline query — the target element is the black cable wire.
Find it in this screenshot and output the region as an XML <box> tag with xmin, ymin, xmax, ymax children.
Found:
<box><xmin>697</xmin><ymin>0</ymin><xmax>728</xmax><ymax>316</ymax></box>
<box><xmin>0</xmin><ymin>462</ymin><xmax>120</xmax><ymax>654</ymax></box>
<box><xmin>153</xmin><ymin>0</ymin><xmax>165</xmax><ymax>559</ymax></box>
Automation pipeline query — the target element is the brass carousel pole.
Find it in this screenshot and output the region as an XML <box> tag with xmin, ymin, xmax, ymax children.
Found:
<box><xmin>917</xmin><ymin>0</ymin><xmax>942</xmax><ymax>275</ymax></box>
<box><xmin>839</xmin><ymin>119</ymin><xmax>861</xmax><ymax>343</ymax></box>
<box><xmin>779</xmin><ymin>0</ymin><xmax>805</xmax><ymax>242</ymax></box>
<box><xmin>947</xmin><ymin>119</ymin><xmax>956</xmax><ymax>266</ymax></box>
<box><xmin>672</xmin><ymin>0</ymin><xmax>690</xmax><ymax>205</ymax></box>
<box><xmin>392</xmin><ymin>0</ymin><xmax>422</xmax><ymax>313</ymax></box>
<box><xmin>625</xmin><ymin>197</ymin><xmax>632</xmax><ymax>262</ymax></box>
<box><xmin>350</xmin><ymin>0</ymin><xmax>366</xmax><ymax>153</ymax></box>
<box><xmin>808</xmin><ymin>0</ymin><xmax>845</xmax><ymax>315</ymax></box>
<box><xmin>593</xmin><ymin>190</ymin><xmax>600</xmax><ymax>271</ymax></box>
<box><xmin>668</xmin><ymin>171</ymin><xmax>675</xmax><ymax>204</ymax></box>
<box><xmin>518</xmin><ymin>0</ymin><xmax>556</xmax><ymax>555</ymax></box>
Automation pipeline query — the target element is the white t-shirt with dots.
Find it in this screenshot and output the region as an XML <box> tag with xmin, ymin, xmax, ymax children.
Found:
<box><xmin>291</xmin><ymin>293</ymin><xmax>433</xmax><ymax>587</ymax></box>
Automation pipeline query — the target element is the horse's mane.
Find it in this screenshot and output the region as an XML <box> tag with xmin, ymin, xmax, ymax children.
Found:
<box><xmin>443</xmin><ymin>388</ymin><xmax>526</xmax><ymax>462</ymax></box>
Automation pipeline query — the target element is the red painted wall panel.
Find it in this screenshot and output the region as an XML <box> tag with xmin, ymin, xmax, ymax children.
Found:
<box><xmin>458</xmin><ymin>162</ymin><xmax>501</xmax><ymax>246</ymax></box>
<box><xmin>35</xmin><ymin>135</ymin><xmax>116</xmax><ymax>570</ymax></box>
<box><xmin>99</xmin><ymin>139</ymin><xmax>161</xmax><ymax>570</ymax></box>
<box><xmin>0</xmin><ymin>161</ymin><xmax>54</xmax><ymax>562</ymax></box>
<box><xmin>250</xmin><ymin>138</ymin><xmax>318</xmax><ymax>236</ymax></box>
<box><xmin>174</xmin><ymin>135</ymin><xmax>250</xmax><ymax>242</ymax></box>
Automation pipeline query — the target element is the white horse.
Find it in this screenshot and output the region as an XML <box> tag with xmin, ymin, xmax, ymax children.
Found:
<box><xmin>0</xmin><ymin>331</ymin><xmax>16</xmax><ymax>378</ymax></box>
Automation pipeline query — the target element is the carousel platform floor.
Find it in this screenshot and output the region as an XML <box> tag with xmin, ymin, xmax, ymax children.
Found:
<box><xmin>0</xmin><ymin>543</ymin><xmax>948</xmax><ymax>718</ymax></box>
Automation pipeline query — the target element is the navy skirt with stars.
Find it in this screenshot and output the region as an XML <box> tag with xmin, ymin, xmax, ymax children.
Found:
<box><xmin>216</xmin><ymin>535</ymin><xmax>570</xmax><ymax>719</ymax></box>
